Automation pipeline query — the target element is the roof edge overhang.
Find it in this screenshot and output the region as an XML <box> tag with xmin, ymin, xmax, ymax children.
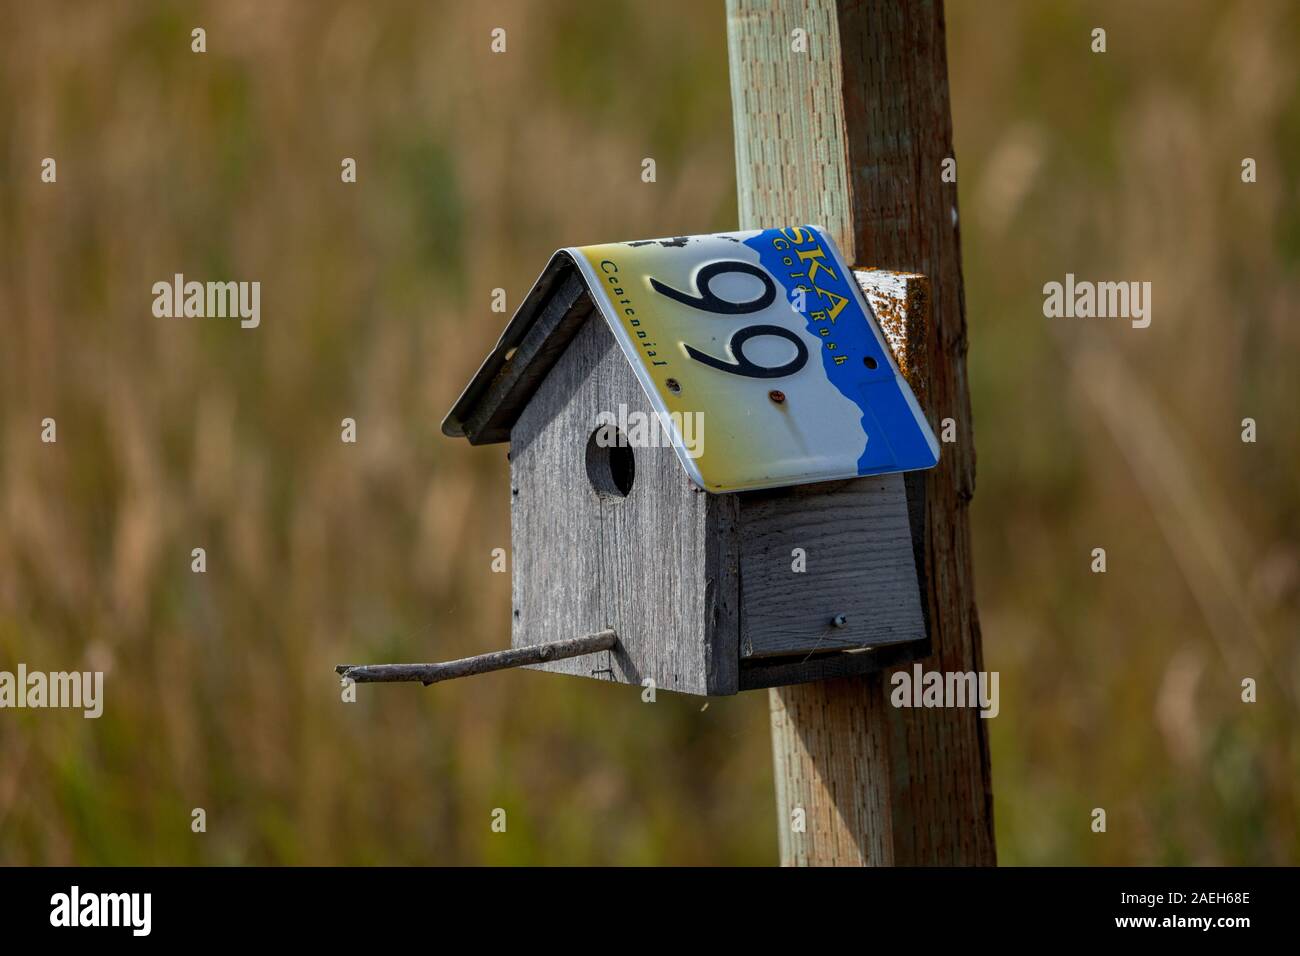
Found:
<box><xmin>441</xmin><ymin>251</ymin><xmax>592</xmax><ymax>445</ymax></box>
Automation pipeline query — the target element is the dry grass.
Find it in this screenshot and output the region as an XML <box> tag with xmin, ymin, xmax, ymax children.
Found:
<box><xmin>0</xmin><ymin>0</ymin><xmax>1295</xmax><ymax>864</ymax></box>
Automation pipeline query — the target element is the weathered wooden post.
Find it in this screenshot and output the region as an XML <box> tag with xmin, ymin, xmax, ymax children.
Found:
<box><xmin>727</xmin><ymin>0</ymin><xmax>996</xmax><ymax>865</ymax></box>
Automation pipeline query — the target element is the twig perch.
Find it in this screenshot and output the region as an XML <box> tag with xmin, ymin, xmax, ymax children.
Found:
<box><xmin>336</xmin><ymin>630</ymin><xmax>618</xmax><ymax>686</ymax></box>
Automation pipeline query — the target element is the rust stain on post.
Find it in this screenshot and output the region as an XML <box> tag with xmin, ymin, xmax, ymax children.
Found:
<box><xmin>855</xmin><ymin>267</ymin><xmax>931</xmax><ymax>401</ymax></box>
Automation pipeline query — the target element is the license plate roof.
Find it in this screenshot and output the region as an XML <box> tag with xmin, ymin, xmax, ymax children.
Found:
<box><xmin>570</xmin><ymin>226</ymin><xmax>939</xmax><ymax>492</ymax></box>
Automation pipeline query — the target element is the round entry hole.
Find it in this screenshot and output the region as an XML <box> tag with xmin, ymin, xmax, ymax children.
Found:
<box><xmin>586</xmin><ymin>426</ymin><xmax>635</xmax><ymax>498</ymax></box>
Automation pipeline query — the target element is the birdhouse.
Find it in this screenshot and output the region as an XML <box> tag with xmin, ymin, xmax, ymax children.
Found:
<box><xmin>425</xmin><ymin>226</ymin><xmax>940</xmax><ymax>697</ymax></box>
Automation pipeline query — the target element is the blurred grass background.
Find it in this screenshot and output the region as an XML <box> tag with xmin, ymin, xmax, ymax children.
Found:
<box><xmin>0</xmin><ymin>0</ymin><xmax>1296</xmax><ymax>865</ymax></box>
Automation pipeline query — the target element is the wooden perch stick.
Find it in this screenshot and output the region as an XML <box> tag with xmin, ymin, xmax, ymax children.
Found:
<box><xmin>336</xmin><ymin>630</ymin><xmax>618</xmax><ymax>686</ymax></box>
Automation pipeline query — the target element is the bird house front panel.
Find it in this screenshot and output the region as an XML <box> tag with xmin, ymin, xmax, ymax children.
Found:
<box><xmin>507</xmin><ymin>316</ymin><xmax>740</xmax><ymax>697</ymax></box>
<box><xmin>568</xmin><ymin>226</ymin><xmax>940</xmax><ymax>492</ymax></box>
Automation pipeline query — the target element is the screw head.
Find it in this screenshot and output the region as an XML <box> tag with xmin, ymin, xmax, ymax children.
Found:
<box><xmin>831</xmin><ymin>614</ymin><xmax>848</xmax><ymax>628</ymax></box>
<box><xmin>768</xmin><ymin>390</ymin><xmax>786</xmax><ymax>404</ymax></box>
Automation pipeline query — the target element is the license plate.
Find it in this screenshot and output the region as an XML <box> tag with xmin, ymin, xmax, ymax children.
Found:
<box><xmin>568</xmin><ymin>226</ymin><xmax>939</xmax><ymax>493</ymax></box>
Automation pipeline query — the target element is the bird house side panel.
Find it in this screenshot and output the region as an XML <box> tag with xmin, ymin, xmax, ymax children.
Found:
<box><xmin>509</xmin><ymin>316</ymin><xmax>731</xmax><ymax>696</ymax></box>
<box><xmin>737</xmin><ymin>474</ymin><xmax>925</xmax><ymax>658</ymax></box>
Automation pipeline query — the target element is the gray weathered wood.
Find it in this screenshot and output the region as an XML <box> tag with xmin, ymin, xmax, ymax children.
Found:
<box><xmin>510</xmin><ymin>312</ymin><xmax>608</xmax><ymax>683</ymax></box>
<box><xmin>510</xmin><ymin>315</ymin><xmax>739</xmax><ymax>696</ymax></box>
<box><xmin>702</xmin><ymin>487</ymin><xmax>742</xmax><ymax>692</ymax></box>
<box><xmin>461</xmin><ymin>271</ymin><xmax>591</xmax><ymax>444</ymax></box>
<box><xmin>336</xmin><ymin>631</ymin><xmax>617</xmax><ymax>685</ymax></box>
<box><xmin>730</xmin><ymin>0</ymin><xmax>995</xmax><ymax>865</ymax></box>
<box><xmin>738</xmin><ymin>474</ymin><xmax>923</xmax><ymax>658</ymax></box>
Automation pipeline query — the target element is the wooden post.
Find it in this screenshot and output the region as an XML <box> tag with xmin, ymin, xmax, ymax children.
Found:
<box><xmin>727</xmin><ymin>0</ymin><xmax>995</xmax><ymax>865</ymax></box>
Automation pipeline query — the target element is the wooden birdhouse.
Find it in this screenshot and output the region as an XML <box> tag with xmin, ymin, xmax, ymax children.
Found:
<box><xmin>337</xmin><ymin>226</ymin><xmax>937</xmax><ymax>695</ymax></box>
<box><xmin>417</xmin><ymin>226</ymin><xmax>939</xmax><ymax>697</ymax></box>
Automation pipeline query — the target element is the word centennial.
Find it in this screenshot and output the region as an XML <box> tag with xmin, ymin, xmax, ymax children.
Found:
<box><xmin>0</xmin><ymin>664</ymin><xmax>103</xmax><ymax>718</ymax></box>
<box><xmin>152</xmin><ymin>274</ymin><xmax>261</xmax><ymax>329</ymax></box>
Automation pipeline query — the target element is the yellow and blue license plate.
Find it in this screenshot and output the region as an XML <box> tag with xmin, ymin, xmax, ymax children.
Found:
<box><xmin>569</xmin><ymin>226</ymin><xmax>940</xmax><ymax>493</ymax></box>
